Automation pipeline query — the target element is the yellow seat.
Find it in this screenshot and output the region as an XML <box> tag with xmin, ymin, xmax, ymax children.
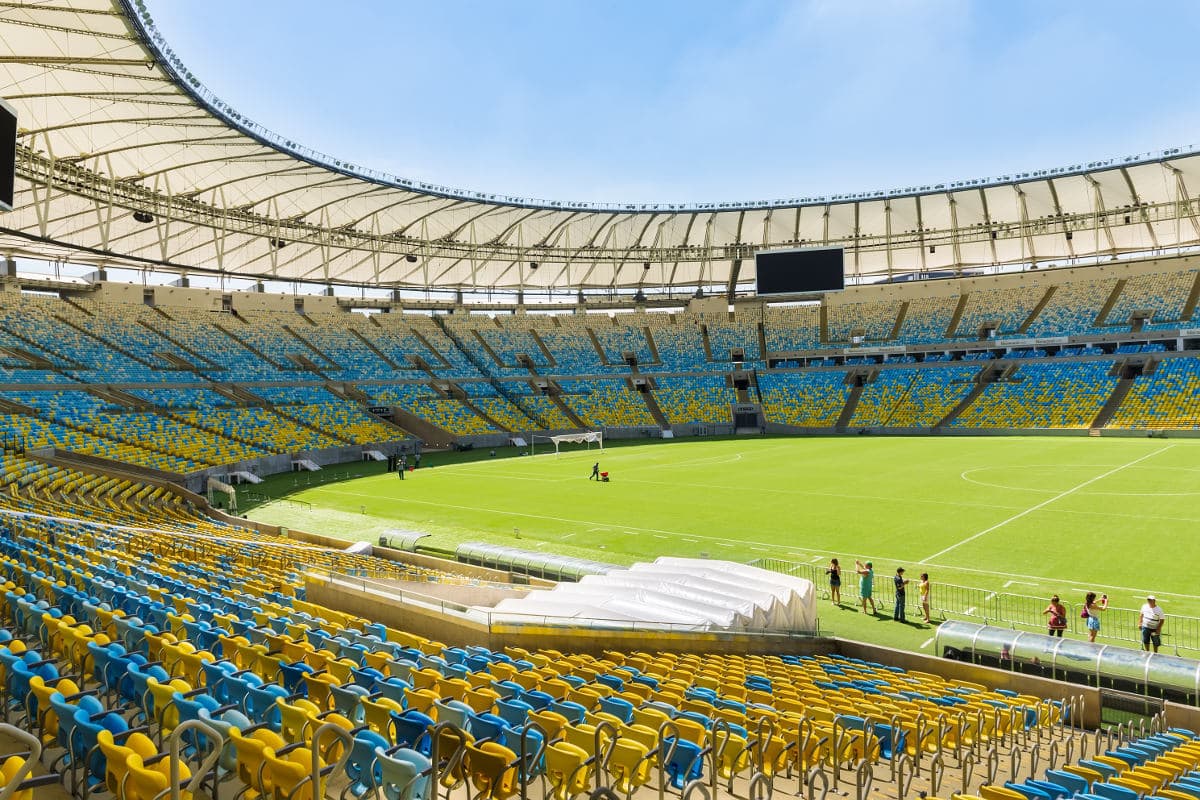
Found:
<box><xmin>228</xmin><ymin>726</ymin><xmax>286</xmax><ymax>800</ymax></box>
<box><xmin>980</xmin><ymin>786</ymin><xmax>1027</xmax><ymax>800</ymax></box>
<box><xmin>545</xmin><ymin>741</ymin><xmax>590</xmax><ymax>800</ymax></box>
<box><xmin>464</xmin><ymin>741</ymin><xmax>519</xmax><ymax>800</ymax></box>
<box><xmin>263</xmin><ymin>745</ymin><xmax>327</xmax><ymax>800</ymax></box>
<box><xmin>606</xmin><ymin>738</ymin><xmax>652</xmax><ymax>796</ymax></box>
<box><xmin>124</xmin><ymin>752</ymin><xmax>193</xmax><ymax>800</ymax></box>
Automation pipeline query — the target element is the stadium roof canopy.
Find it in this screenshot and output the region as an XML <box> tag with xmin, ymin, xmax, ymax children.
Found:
<box><xmin>3</xmin><ymin>0</ymin><xmax>1200</xmax><ymax>293</ymax></box>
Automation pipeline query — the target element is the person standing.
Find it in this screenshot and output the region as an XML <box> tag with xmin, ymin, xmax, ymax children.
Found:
<box><xmin>590</xmin><ymin>462</ymin><xmax>600</xmax><ymax>481</ymax></box>
<box><xmin>919</xmin><ymin>573</ymin><xmax>932</xmax><ymax>624</ymax></box>
<box><xmin>398</xmin><ymin>455</ymin><xmax>406</xmax><ymax>480</ymax></box>
<box><xmin>827</xmin><ymin>559</ymin><xmax>842</xmax><ymax>605</ymax></box>
<box><xmin>1043</xmin><ymin>595</ymin><xmax>1068</xmax><ymax>637</ymax></box>
<box><xmin>1082</xmin><ymin>592</ymin><xmax>1107</xmax><ymax>642</ymax></box>
<box><xmin>414</xmin><ymin>452</ymin><xmax>421</xmax><ymax>469</ymax></box>
<box><xmin>855</xmin><ymin>560</ymin><xmax>876</xmax><ymax>615</ymax></box>
<box><xmin>893</xmin><ymin>568</ymin><xmax>910</xmax><ymax>622</ymax></box>
<box><xmin>1139</xmin><ymin>595</ymin><xmax>1165</xmax><ymax>653</ymax></box>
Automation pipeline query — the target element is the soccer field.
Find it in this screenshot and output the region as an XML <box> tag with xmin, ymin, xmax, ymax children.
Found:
<box><xmin>249</xmin><ymin>435</ymin><xmax>1200</xmax><ymax>647</ymax></box>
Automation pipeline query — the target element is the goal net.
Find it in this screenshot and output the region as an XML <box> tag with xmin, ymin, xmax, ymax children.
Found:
<box><xmin>531</xmin><ymin>430</ymin><xmax>603</xmax><ymax>456</ymax></box>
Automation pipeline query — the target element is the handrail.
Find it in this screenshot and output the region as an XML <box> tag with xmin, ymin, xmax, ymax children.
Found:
<box><xmin>0</xmin><ymin>724</ymin><xmax>40</xmax><ymax>800</ymax></box>
<box><xmin>927</xmin><ymin>752</ymin><xmax>944</xmax><ymax>797</ymax></box>
<box><xmin>166</xmin><ymin>718</ymin><xmax>225</xmax><ymax>800</ymax></box>
<box><xmin>748</xmin><ymin>771</ymin><xmax>773</xmax><ymax>800</ymax></box>
<box><xmin>853</xmin><ymin>759</ymin><xmax>873</xmax><ymax>800</ymax></box>
<box><xmin>984</xmin><ymin>745</ymin><xmax>998</xmax><ymax>786</ymax></box>
<box><xmin>517</xmin><ymin>720</ymin><xmax>548</xmax><ymax>800</ymax></box>
<box><xmin>592</xmin><ymin>719</ymin><xmax>617</xmax><ymax>793</ymax></box>
<box><xmin>894</xmin><ymin>753</ymin><xmax>914</xmax><ymax>800</ymax></box>
<box><xmin>959</xmin><ymin>751</ymin><xmax>977</xmax><ymax>795</ymax></box>
<box><xmin>806</xmin><ymin>764</ymin><xmax>830</xmax><ymax>800</ymax></box>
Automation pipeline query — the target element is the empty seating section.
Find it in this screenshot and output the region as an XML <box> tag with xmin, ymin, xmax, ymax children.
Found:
<box><xmin>0</xmin><ymin>266</ymin><xmax>1198</xmax><ymax>476</ymax></box>
<box><xmin>559</xmin><ymin>380</ymin><xmax>657</xmax><ymax>427</ymax></box>
<box><xmin>228</xmin><ymin>311</ymin><xmax>333</xmax><ymax>373</ymax></box>
<box><xmin>487</xmin><ymin>320</ymin><xmax>553</xmax><ymax>367</ymax></box>
<box><xmin>537</xmin><ymin>318</ymin><xmax>611</xmax><ymax>374</ymax></box>
<box><xmin>1023</xmin><ymin>277</ymin><xmax>1117</xmax><ymax>337</ymax></box>
<box><xmin>517</xmin><ymin>394</ymin><xmax>576</xmax><ymax>429</ymax></box>
<box><xmin>126</xmin><ymin>387</ymin><xmax>237</xmax><ymax>409</ymax></box>
<box><xmin>403</xmin><ymin>316</ymin><xmax>482</xmax><ymax>379</ymax></box>
<box><xmin>655</xmin><ymin>376</ymin><xmax>736</xmax><ymax>424</ymax></box>
<box><xmin>759</xmin><ymin>371</ymin><xmax>851</xmax><ymax>427</ymax></box>
<box><xmin>702</xmin><ymin>314</ymin><xmax>761</xmax><ymax>362</ymax></box>
<box><xmin>894</xmin><ymin>295</ymin><xmax>958</xmax><ymax>344</ymax></box>
<box><xmin>370</xmin><ymin>383</ymin><xmax>497</xmax><ymax>435</ymax></box>
<box><xmin>952</xmin><ymin>361</ymin><xmax>1118</xmax><ymax>429</ymax></box>
<box><xmin>0</xmin><ymin>446</ymin><xmax>1078</xmax><ymax>800</ymax></box>
<box><xmin>0</xmin><ymin>410</ymin><xmax>205</xmax><ymax>472</ymax></box>
<box><xmin>763</xmin><ymin>304</ymin><xmax>821</xmax><ymax>351</ymax></box>
<box><xmin>591</xmin><ymin>317</ymin><xmax>654</xmax><ymax>366</ymax></box>
<box><xmin>1106</xmin><ymin>270</ymin><xmax>1200</xmax><ymax>328</ymax></box>
<box><xmin>292</xmin><ymin>312</ymin><xmax>395</xmax><ymax>379</ymax></box>
<box><xmin>64</xmin><ymin>300</ymin><xmax>199</xmax><ymax>371</ymax></box>
<box><xmin>0</xmin><ymin>296</ymin><xmax>175</xmax><ymax>382</ymax></box>
<box><xmin>177</xmin><ymin>406</ymin><xmax>345</xmax><ymax>452</ymax></box>
<box><xmin>651</xmin><ymin>318</ymin><xmax>709</xmax><ymax>371</ymax></box>
<box><xmin>256</xmin><ymin>386</ymin><xmax>399</xmax><ymax>444</ymax></box>
<box><xmin>1109</xmin><ymin>357</ymin><xmax>1200</xmax><ymax>429</ymax></box>
<box><xmin>864</xmin><ymin>366</ymin><xmax>979</xmax><ymax>428</ymax></box>
<box><xmin>826</xmin><ymin>300</ymin><xmax>903</xmax><ymax>342</ymax></box>
<box><xmin>349</xmin><ymin>315</ymin><xmax>454</xmax><ymax>375</ymax></box>
<box><xmin>953</xmin><ymin>284</ymin><xmax>1047</xmax><ymax>338</ymax></box>
<box><xmin>442</xmin><ymin>315</ymin><xmax>541</xmax><ymax>377</ymax></box>
<box><xmin>145</xmin><ymin>307</ymin><xmax>280</xmax><ymax>381</ymax></box>
<box><xmin>473</xmin><ymin>396</ymin><xmax>533</xmax><ymax>431</ymax></box>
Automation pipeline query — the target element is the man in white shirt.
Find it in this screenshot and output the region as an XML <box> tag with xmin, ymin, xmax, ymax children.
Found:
<box><xmin>1138</xmin><ymin>595</ymin><xmax>1166</xmax><ymax>652</ymax></box>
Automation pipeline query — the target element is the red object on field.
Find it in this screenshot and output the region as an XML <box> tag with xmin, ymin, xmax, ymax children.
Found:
<box><xmin>409</xmin><ymin>466</ymin><xmax>415</xmax><ymax>471</ymax></box>
<box><xmin>600</xmin><ymin>472</ymin><xmax>609</xmax><ymax>478</ymax></box>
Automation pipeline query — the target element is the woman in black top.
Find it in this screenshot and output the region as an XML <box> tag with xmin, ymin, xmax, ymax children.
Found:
<box><xmin>828</xmin><ymin>558</ymin><xmax>842</xmax><ymax>605</ymax></box>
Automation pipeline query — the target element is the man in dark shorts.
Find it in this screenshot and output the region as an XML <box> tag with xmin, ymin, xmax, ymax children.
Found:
<box><xmin>590</xmin><ymin>462</ymin><xmax>600</xmax><ymax>481</ymax></box>
<box><xmin>1139</xmin><ymin>595</ymin><xmax>1165</xmax><ymax>652</ymax></box>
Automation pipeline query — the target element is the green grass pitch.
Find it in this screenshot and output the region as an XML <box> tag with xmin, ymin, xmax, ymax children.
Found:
<box><xmin>247</xmin><ymin>435</ymin><xmax>1200</xmax><ymax>653</ymax></box>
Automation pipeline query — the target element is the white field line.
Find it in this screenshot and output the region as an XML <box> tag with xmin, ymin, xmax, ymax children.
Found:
<box><xmin>314</xmin><ymin>452</ymin><xmax>1200</xmax><ymax>602</ymax></box>
<box><xmin>924</xmin><ymin>445</ymin><xmax>1175</xmax><ymax>563</ymax></box>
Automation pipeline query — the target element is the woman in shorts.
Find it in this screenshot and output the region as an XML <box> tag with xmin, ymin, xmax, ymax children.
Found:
<box><xmin>827</xmin><ymin>558</ymin><xmax>842</xmax><ymax>605</ymax></box>
<box><xmin>1082</xmin><ymin>591</ymin><xmax>1108</xmax><ymax>642</ymax></box>
<box><xmin>919</xmin><ymin>573</ymin><xmax>932</xmax><ymax>624</ymax></box>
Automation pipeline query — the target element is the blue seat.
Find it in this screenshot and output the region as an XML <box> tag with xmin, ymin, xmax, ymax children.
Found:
<box><xmin>345</xmin><ymin>730</ymin><xmax>391</xmax><ymax>797</ymax></box>
<box><xmin>375</xmin><ymin>745</ymin><xmax>432</xmax><ymax>800</ymax></box>
<box><xmin>1091</xmin><ymin>783</ymin><xmax>1140</xmax><ymax>800</ymax></box>
<box><xmin>519</xmin><ymin>690</ymin><xmax>553</xmax><ymax>711</ymax></box>
<box><xmin>598</xmin><ymin>696</ymin><xmax>634</xmax><ymax>724</ymax></box>
<box><xmin>390</xmin><ymin>710</ymin><xmax>435</xmax><ymax>755</ymax></box>
<box><xmin>1045</xmin><ymin>769</ymin><xmax>1089</xmax><ymax>795</ymax></box>
<box><xmin>468</xmin><ymin>713</ymin><xmax>510</xmax><ymax>745</ymax></box>
<box><xmin>496</xmin><ymin>698</ymin><xmax>533</xmax><ymax>728</ymax></box>
<box><xmin>1004</xmin><ymin>781</ymin><xmax>1054</xmax><ymax>800</ymax></box>
<box><xmin>548</xmin><ymin>700</ymin><xmax>586</xmax><ymax>725</ymax></box>
<box><xmin>662</xmin><ymin>737</ymin><xmax>704</xmax><ymax>789</ymax></box>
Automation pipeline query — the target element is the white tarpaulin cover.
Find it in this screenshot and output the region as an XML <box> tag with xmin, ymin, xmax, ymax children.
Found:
<box><xmin>478</xmin><ymin>557</ymin><xmax>816</xmax><ymax>633</ymax></box>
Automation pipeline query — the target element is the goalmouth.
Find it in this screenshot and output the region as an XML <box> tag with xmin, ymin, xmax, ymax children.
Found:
<box><xmin>531</xmin><ymin>431</ymin><xmax>603</xmax><ymax>456</ymax></box>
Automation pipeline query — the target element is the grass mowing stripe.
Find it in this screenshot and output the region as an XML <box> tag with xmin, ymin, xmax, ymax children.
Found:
<box><xmin>922</xmin><ymin>444</ymin><xmax>1175</xmax><ymax>563</ymax></box>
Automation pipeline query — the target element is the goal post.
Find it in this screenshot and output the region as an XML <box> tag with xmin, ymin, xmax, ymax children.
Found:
<box><xmin>531</xmin><ymin>430</ymin><xmax>603</xmax><ymax>456</ymax></box>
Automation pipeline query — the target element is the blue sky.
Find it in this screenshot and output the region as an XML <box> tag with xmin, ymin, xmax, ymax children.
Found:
<box><xmin>146</xmin><ymin>1</ymin><xmax>1200</xmax><ymax>205</ymax></box>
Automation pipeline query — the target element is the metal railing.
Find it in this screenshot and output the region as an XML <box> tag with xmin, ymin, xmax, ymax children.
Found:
<box><xmin>751</xmin><ymin>557</ymin><xmax>1200</xmax><ymax>655</ymax></box>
